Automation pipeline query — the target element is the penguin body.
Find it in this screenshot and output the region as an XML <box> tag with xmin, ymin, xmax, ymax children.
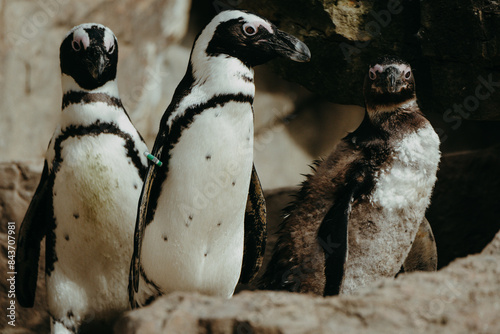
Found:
<box><xmin>130</xmin><ymin>10</ymin><xmax>310</xmax><ymax>307</ymax></box>
<box><xmin>260</xmin><ymin>56</ymin><xmax>440</xmax><ymax>295</ymax></box>
<box><xmin>16</xmin><ymin>24</ymin><xmax>148</xmax><ymax>333</ymax></box>
<box><xmin>140</xmin><ymin>98</ymin><xmax>254</xmax><ymax>298</ymax></box>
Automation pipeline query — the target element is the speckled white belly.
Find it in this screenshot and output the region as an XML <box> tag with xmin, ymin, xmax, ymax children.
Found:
<box><xmin>141</xmin><ymin>102</ymin><xmax>254</xmax><ymax>298</ymax></box>
<box><xmin>340</xmin><ymin>124</ymin><xmax>440</xmax><ymax>294</ymax></box>
<box><xmin>47</xmin><ymin>134</ymin><xmax>145</xmax><ymax>320</ymax></box>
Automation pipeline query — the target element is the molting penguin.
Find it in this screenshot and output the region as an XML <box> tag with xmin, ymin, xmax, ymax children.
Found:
<box><xmin>260</xmin><ymin>55</ymin><xmax>440</xmax><ymax>295</ymax></box>
<box><xmin>129</xmin><ymin>10</ymin><xmax>310</xmax><ymax>307</ymax></box>
<box><xmin>15</xmin><ymin>24</ymin><xmax>148</xmax><ymax>333</ymax></box>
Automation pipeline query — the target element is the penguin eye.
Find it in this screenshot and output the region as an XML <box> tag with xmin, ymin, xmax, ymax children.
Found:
<box><xmin>369</xmin><ymin>68</ymin><xmax>377</xmax><ymax>80</ymax></box>
<box><xmin>404</xmin><ymin>69</ymin><xmax>411</xmax><ymax>79</ymax></box>
<box><xmin>72</xmin><ymin>40</ymin><xmax>81</xmax><ymax>52</ymax></box>
<box><xmin>243</xmin><ymin>23</ymin><xmax>258</xmax><ymax>36</ymax></box>
<box><xmin>108</xmin><ymin>43</ymin><xmax>115</xmax><ymax>54</ymax></box>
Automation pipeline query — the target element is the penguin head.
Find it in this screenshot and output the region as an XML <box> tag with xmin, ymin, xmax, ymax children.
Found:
<box><xmin>363</xmin><ymin>55</ymin><xmax>416</xmax><ymax>111</ymax></box>
<box><xmin>195</xmin><ymin>10</ymin><xmax>311</xmax><ymax>68</ymax></box>
<box><xmin>60</xmin><ymin>23</ymin><xmax>118</xmax><ymax>90</ymax></box>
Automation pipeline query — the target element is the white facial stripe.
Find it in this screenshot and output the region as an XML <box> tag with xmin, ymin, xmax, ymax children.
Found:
<box><xmin>73</xmin><ymin>28</ymin><xmax>90</xmax><ymax>49</ymax></box>
<box><xmin>393</xmin><ymin>64</ymin><xmax>411</xmax><ymax>73</ymax></box>
<box><xmin>65</xmin><ymin>23</ymin><xmax>116</xmax><ymax>51</ymax></box>
<box><xmin>65</xmin><ymin>23</ymin><xmax>108</xmax><ymax>37</ymax></box>
<box><xmin>214</xmin><ymin>10</ymin><xmax>273</xmax><ymax>34</ymax></box>
<box><xmin>372</xmin><ymin>64</ymin><xmax>411</xmax><ymax>75</ymax></box>
<box><xmin>372</xmin><ymin>64</ymin><xmax>384</xmax><ymax>73</ymax></box>
<box><xmin>239</xmin><ymin>12</ymin><xmax>273</xmax><ymax>34</ymax></box>
<box><xmin>103</xmin><ymin>28</ymin><xmax>115</xmax><ymax>51</ymax></box>
<box><xmin>255</xmin><ymin>20</ymin><xmax>273</xmax><ymax>34</ymax></box>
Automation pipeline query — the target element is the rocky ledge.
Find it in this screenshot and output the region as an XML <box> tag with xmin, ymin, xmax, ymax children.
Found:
<box><xmin>116</xmin><ymin>233</ymin><xmax>500</xmax><ymax>333</ymax></box>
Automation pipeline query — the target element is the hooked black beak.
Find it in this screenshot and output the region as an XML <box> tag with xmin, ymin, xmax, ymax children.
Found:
<box><xmin>264</xmin><ymin>29</ymin><xmax>311</xmax><ymax>62</ymax></box>
<box><xmin>387</xmin><ymin>72</ymin><xmax>397</xmax><ymax>93</ymax></box>
<box><xmin>383</xmin><ymin>67</ymin><xmax>402</xmax><ymax>93</ymax></box>
<box><xmin>87</xmin><ymin>53</ymin><xmax>107</xmax><ymax>81</ymax></box>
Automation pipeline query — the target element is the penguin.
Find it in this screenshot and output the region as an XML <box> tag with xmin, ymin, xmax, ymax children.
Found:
<box><xmin>15</xmin><ymin>24</ymin><xmax>148</xmax><ymax>333</ymax></box>
<box><xmin>129</xmin><ymin>10</ymin><xmax>311</xmax><ymax>307</ymax></box>
<box><xmin>260</xmin><ymin>55</ymin><xmax>441</xmax><ymax>296</ymax></box>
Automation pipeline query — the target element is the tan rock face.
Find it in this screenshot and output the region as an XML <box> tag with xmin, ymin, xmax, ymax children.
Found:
<box><xmin>0</xmin><ymin>162</ymin><xmax>49</xmax><ymax>332</ymax></box>
<box><xmin>115</xmin><ymin>245</ymin><xmax>500</xmax><ymax>334</ymax></box>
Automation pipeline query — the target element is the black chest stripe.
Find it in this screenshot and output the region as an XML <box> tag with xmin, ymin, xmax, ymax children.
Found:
<box><xmin>52</xmin><ymin>120</ymin><xmax>147</xmax><ymax>180</ymax></box>
<box><xmin>62</xmin><ymin>91</ymin><xmax>123</xmax><ymax>110</ymax></box>
<box><xmin>145</xmin><ymin>93</ymin><xmax>254</xmax><ymax>224</ymax></box>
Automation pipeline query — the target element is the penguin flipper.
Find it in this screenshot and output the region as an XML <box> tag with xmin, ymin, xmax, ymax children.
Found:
<box><xmin>15</xmin><ymin>161</ymin><xmax>52</xmax><ymax>307</ymax></box>
<box><xmin>318</xmin><ymin>190</ymin><xmax>351</xmax><ymax>296</ymax></box>
<box><xmin>129</xmin><ymin>164</ymin><xmax>156</xmax><ymax>307</ymax></box>
<box><xmin>402</xmin><ymin>217</ymin><xmax>437</xmax><ymax>272</ymax></box>
<box><xmin>238</xmin><ymin>164</ymin><xmax>267</xmax><ymax>284</ymax></box>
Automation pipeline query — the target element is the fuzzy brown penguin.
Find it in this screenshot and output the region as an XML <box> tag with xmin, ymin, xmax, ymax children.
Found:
<box><xmin>260</xmin><ymin>56</ymin><xmax>440</xmax><ymax>295</ymax></box>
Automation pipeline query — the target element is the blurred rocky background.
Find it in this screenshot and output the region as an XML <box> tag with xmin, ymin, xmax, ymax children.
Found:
<box><xmin>1</xmin><ymin>0</ymin><xmax>500</xmax><ymax>333</ymax></box>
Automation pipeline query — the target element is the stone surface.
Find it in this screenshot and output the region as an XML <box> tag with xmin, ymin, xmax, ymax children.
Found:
<box><xmin>116</xmin><ymin>247</ymin><xmax>500</xmax><ymax>334</ymax></box>
<box><xmin>0</xmin><ymin>162</ymin><xmax>49</xmax><ymax>333</ymax></box>
<box><xmin>238</xmin><ymin>0</ymin><xmax>500</xmax><ymax>121</ymax></box>
<box><xmin>428</xmin><ymin>145</ymin><xmax>500</xmax><ymax>268</ymax></box>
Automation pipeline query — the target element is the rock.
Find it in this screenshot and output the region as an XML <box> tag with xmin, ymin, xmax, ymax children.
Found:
<box><xmin>0</xmin><ymin>161</ymin><xmax>49</xmax><ymax>333</ymax></box>
<box><xmin>482</xmin><ymin>229</ymin><xmax>500</xmax><ymax>256</ymax></box>
<box><xmin>0</xmin><ymin>161</ymin><xmax>43</xmax><ymax>234</ymax></box>
<box><xmin>419</xmin><ymin>0</ymin><xmax>500</xmax><ymax>120</ymax></box>
<box><xmin>116</xmin><ymin>249</ymin><xmax>500</xmax><ymax>334</ymax></box>
<box><xmin>237</xmin><ymin>0</ymin><xmax>500</xmax><ymax>120</ymax></box>
<box><xmin>427</xmin><ymin>145</ymin><xmax>500</xmax><ymax>268</ymax></box>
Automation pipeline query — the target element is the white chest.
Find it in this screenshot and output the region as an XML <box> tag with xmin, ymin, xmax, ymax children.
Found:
<box><xmin>141</xmin><ymin>101</ymin><xmax>254</xmax><ymax>297</ymax></box>
<box><xmin>51</xmin><ymin>134</ymin><xmax>143</xmax><ymax>272</ymax></box>
<box><xmin>371</xmin><ymin>124</ymin><xmax>441</xmax><ymax>212</ymax></box>
<box><xmin>47</xmin><ymin>133</ymin><xmax>146</xmax><ymax>317</ymax></box>
<box><xmin>341</xmin><ymin>124</ymin><xmax>440</xmax><ymax>294</ymax></box>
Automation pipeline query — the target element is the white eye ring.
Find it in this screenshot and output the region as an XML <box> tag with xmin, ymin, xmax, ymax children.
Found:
<box><xmin>108</xmin><ymin>43</ymin><xmax>115</xmax><ymax>54</ymax></box>
<box><xmin>243</xmin><ymin>23</ymin><xmax>258</xmax><ymax>36</ymax></box>
<box><xmin>72</xmin><ymin>40</ymin><xmax>81</xmax><ymax>51</ymax></box>
<box><xmin>369</xmin><ymin>68</ymin><xmax>377</xmax><ymax>80</ymax></box>
<box><xmin>404</xmin><ymin>69</ymin><xmax>411</xmax><ymax>79</ymax></box>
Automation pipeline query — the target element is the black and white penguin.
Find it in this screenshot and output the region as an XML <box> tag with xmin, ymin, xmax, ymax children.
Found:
<box><xmin>15</xmin><ymin>23</ymin><xmax>148</xmax><ymax>333</ymax></box>
<box><xmin>260</xmin><ymin>55</ymin><xmax>440</xmax><ymax>296</ymax></box>
<box><xmin>129</xmin><ymin>10</ymin><xmax>310</xmax><ymax>307</ymax></box>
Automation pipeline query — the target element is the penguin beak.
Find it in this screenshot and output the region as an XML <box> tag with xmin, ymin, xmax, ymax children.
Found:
<box><xmin>262</xmin><ymin>30</ymin><xmax>311</xmax><ymax>62</ymax></box>
<box><xmin>88</xmin><ymin>54</ymin><xmax>107</xmax><ymax>81</ymax></box>
<box><xmin>384</xmin><ymin>67</ymin><xmax>402</xmax><ymax>93</ymax></box>
<box><xmin>387</xmin><ymin>73</ymin><xmax>397</xmax><ymax>93</ymax></box>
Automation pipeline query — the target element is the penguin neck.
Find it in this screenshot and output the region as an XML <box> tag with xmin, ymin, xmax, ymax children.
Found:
<box><xmin>60</xmin><ymin>74</ymin><xmax>124</xmax><ymax>128</ymax></box>
<box><xmin>366</xmin><ymin>97</ymin><xmax>418</xmax><ymax>122</ymax></box>
<box><xmin>190</xmin><ymin>53</ymin><xmax>256</xmax><ymax>98</ymax></box>
<box><xmin>61</xmin><ymin>74</ymin><xmax>120</xmax><ymax>98</ymax></box>
<box><xmin>356</xmin><ymin>97</ymin><xmax>427</xmax><ymax>142</ymax></box>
